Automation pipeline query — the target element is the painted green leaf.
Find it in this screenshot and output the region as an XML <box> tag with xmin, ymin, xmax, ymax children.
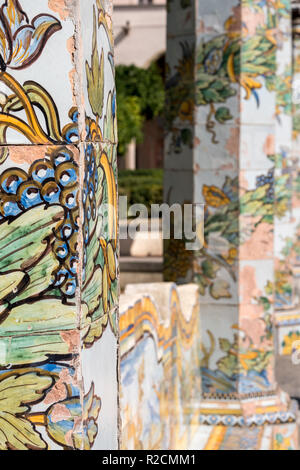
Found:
<box><xmin>0</xmin><ymin>299</ymin><xmax>84</xmax><ymax>335</ymax></box>
<box><xmin>250</xmin><ymin>185</ymin><xmax>269</xmax><ymax>200</ymax></box>
<box><xmin>242</xmin><ymin>63</ymin><xmax>271</xmax><ymax>75</ymax></box>
<box><xmin>0</xmin><ymin>415</ymin><xmax>46</xmax><ymax>450</ymax></box>
<box><xmin>0</xmin><ymin>333</ymin><xmax>73</xmax><ymax>366</ymax></box>
<box><xmin>83</xmin><ymin>267</ymin><xmax>102</xmax><ymax>315</ymax></box>
<box><xmin>219</xmin><ymin>338</ymin><xmax>231</xmax><ymax>353</ymax></box>
<box><xmin>241</xmin><ymin>199</ymin><xmax>264</xmax><ymax>215</ymax></box>
<box><xmin>0</xmin><ymin>303</ymin><xmax>8</xmax><ymax>319</ymax></box>
<box><xmin>202</xmin><ymin>259</ymin><xmax>218</xmax><ymax>279</ymax></box>
<box><xmin>197</xmin><ymin>35</ymin><xmax>226</xmax><ymax>64</ymax></box>
<box><xmin>86</xmin><ymin>6</ymin><xmax>104</xmax><ymax>119</ymax></box>
<box><xmin>217</xmin><ymin>353</ymin><xmax>238</xmax><ymax>378</ymax></box>
<box><xmin>241</xmin><ymin>190</ymin><xmax>255</xmax><ymax>204</ymax></box>
<box><xmin>196</xmin><ymin>90</ymin><xmax>206</xmax><ymax>106</ymax></box>
<box><xmin>0</xmin><ymin>372</ymin><xmax>53</xmax><ymax>414</ymax></box>
<box><xmin>0</xmin><ymin>205</ymin><xmax>63</xmax><ymax>272</ymax></box>
<box><xmin>215</xmin><ymin>107</ymin><xmax>233</xmax><ymax>124</ymax></box>
<box><xmin>202</xmin><ymin>88</ymin><xmax>224</xmax><ymax>103</ymax></box>
<box><xmin>0</xmin><ymin>298</ymin><xmax>90</xmax><ymax>366</ymax></box>
<box><xmin>83</xmin><ymin>314</ymin><xmax>108</xmax><ymax>347</ymax></box>
<box><xmin>0</xmin><ymin>372</ymin><xmax>53</xmax><ymax>450</ymax></box>
<box><xmin>11</xmin><ymin>249</ymin><xmax>59</xmax><ymax>303</ymax></box>
<box><xmin>244</xmin><ymin>351</ymin><xmax>273</xmax><ymax>374</ymax></box>
<box><xmin>0</xmin><ymin>271</ymin><xmax>27</xmax><ymax>303</ymax></box>
<box><xmin>196</xmin><ymin>73</ymin><xmax>215</xmax><ymax>90</ymax></box>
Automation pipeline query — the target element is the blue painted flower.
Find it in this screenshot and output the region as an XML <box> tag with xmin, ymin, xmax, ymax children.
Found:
<box><xmin>0</xmin><ymin>0</ymin><xmax>62</xmax><ymax>71</ymax></box>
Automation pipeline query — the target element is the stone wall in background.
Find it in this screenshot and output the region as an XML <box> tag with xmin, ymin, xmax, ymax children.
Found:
<box><xmin>0</xmin><ymin>0</ymin><xmax>118</xmax><ymax>450</ymax></box>
<box><xmin>119</xmin><ymin>283</ymin><xmax>201</xmax><ymax>450</ymax></box>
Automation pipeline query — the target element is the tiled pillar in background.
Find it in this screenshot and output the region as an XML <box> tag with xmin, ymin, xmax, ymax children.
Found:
<box><xmin>273</xmin><ymin>3</ymin><xmax>300</xmax><ymax>397</ymax></box>
<box><xmin>165</xmin><ymin>0</ymin><xmax>298</xmax><ymax>444</ymax></box>
<box><xmin>0</xmin><ymin>0</ymin><xmax>118</xmax><ymax>450</ymax></box>
<box><xmin>291</xmin><ymin>7</ymin><xmax>300</xmax><ymax>320</ymax></box>
<box><xmin>274</xmin><ymin>5</ymin><xmax>300</xmax><ymax>371</ymax></box>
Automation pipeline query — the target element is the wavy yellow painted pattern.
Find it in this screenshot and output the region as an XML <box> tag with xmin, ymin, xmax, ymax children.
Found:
<box><xmin>120</xmin><ymin>284</ymin><xmax>201</xmax><ymax>450</ymax></box>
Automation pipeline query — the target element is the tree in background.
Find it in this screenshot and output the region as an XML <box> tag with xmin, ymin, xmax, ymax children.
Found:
<box><xmin>116</xmin><ymin>63</ymin><xmax>165</xmax><ymax>155</ymax></box>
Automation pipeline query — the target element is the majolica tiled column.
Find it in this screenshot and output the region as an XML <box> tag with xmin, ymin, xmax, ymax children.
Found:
<box><xmin>0</xmin><ymin>0</ymin><xmax>118</xmax><ymax>450</ymax></box>
<box><xmin>165</xmin><ymin>0</ymin><xmax>298</xmax><ymax>440</ymax></box>
<box><xmin>275</xmin><ymin>6</ymin><xmax>300</xmax><ymax>363</ymax></box>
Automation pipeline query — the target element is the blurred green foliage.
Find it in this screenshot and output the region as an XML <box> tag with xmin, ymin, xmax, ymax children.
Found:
<box><xmin>116</xmin><ymin>63</ymin><xmax>165</xmax><ymax>155</ymax></box>
<box><xmin>116</xmin><ymin>96</ymin><xmax>144</xmax><ymax>156</ymax></box>
<box><xmin>118</xmin><ymin>169</ymin><xmax>163</xmax><ymax>213</ymax></box>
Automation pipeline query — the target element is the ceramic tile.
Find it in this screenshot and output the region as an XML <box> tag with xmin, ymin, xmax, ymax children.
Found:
<box><xmin>196</xmin><ymin>0</ymin><xmax>240</xmax><ymax>35</ymax></box>
<box><xmin>0</xmin><ymin>0</ymin><xmax>118</xmax><ymax>452</ymax></box>
<box><xmin>80</xmin><ymin>0</ymin><xmax>117</xmax><ymax>144</ymax></box>
<box><xmin>81</xmin><ymin>142</ymin><xmax>118</xmax><ymax>344</ymax></box>
<box><xmin>200</xmin><ymin>303</ymin><xmax>239</xmax><ymax>395</ymax></box>
<box><xmin>240</xmin><ymin>125</ymin><xmax>276</xmax><ymax>171</ymax></box>
<box><xmin>0</xmin><ymin>0</ymin><xmax>80</xmax><ymax>145</ymax></box>
<box><xmin>81</xmin><ymin>325</ymin><xmax>118</xmax><ymax>450</ymax></box>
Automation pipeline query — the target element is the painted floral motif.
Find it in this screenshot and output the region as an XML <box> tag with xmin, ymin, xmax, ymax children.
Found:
<box><xmin>0</xmin><ymin>371</ymin><xmax>53</xmax><ymax>450</ymax></box>
<box><xmin>273</xmin><ymin>431</ymin><xmax>295</xmax><ymax>451</ymax></box>
<box><xmin>0</xmin><ymin>0</ymin><xmax>117</xmax><ymax>450</ymax></box>
<box><xmin>86</xmin><ymin>6</ymin><xmax>104</xmax><ymax>124</ymax></box>
<box><xmin>164</xmin><ymin>152</ymin><xmax>292</xmax><ymax>294</ymax></box>
<box><xmin>0</xmin><ymin>2</ymin><xmax>64</xmax><ymax>157</ymax></box>
<box><xmin>0</xmin><ymin>0</ymin><xmax>61</xmax><ymax>71</ymax></box>
<box><xmin>166</xmin><ymin>0</ymin><xmax>290</xmax><ymax>151</ymax></box>
<box><xmin>96</xmin><ymin>0</ymin><xmax>113</xmax><ymax>52</ymax></box>
<box><xmin>201</xmin><ymin>290</ymin><xmax>274</xmax><ymax>395</ymax></box>
<box><xmin>281</xmin><ymin>331</ymin><xmax>300</xmax><ymax>356</ymax></box>
<box><xmin>293</xmin><ymin>36</ymin><xmax>300</xmax><ymax>139</ymax></box>
<box><xmin>46</xmin><ymin>383</ymin><xmax>101</xmax><ymax>450</ymax></box>
<box><xmin>275</xmin><ymin>223</ymin><xmax>300</xmax><ymax>308</ymax></box>
<box><xmin>82</xmin><ymin>142</ymin><xmax>118</xmax><ymax>346</ymax></box>
<box><xmin>195</xmin><ymin>177</ymin><xmax>239</xmax><ymax>298</ymax></box>
<box><xmin>82</xmin><ymin>1</ymin><xmax>118</xmax><ymax>344</ymax></box>
<box><xmin>276</xmin><ymin>65</ymin><xmax>292</xmax><ymax>118</ymax></box>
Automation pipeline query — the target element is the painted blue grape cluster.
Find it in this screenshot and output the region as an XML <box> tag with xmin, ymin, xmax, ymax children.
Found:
<box><xmin>256</xmin><ymin>169</ymin><xmax>275</xmax><ymax>201</ymax></box>
<box><xmin>0</xmin><ymin>146</ymin><xmax>79</xmax><ymax>298</ymax></box>
<box><xmin>82</xmin><ymin>143</ymin><xmax>99</xmax><ymax>286</ymax></box>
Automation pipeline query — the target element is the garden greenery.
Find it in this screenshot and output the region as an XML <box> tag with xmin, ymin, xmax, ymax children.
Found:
<box><xmin>118</xmin><ymin>169</ymin><xmax>163</xmax><ymax>213</ymax></box>
<box><xmin>116</xmin><ymin>63</ymin><xmax>165</xmax><ymax>155</ymax></box>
